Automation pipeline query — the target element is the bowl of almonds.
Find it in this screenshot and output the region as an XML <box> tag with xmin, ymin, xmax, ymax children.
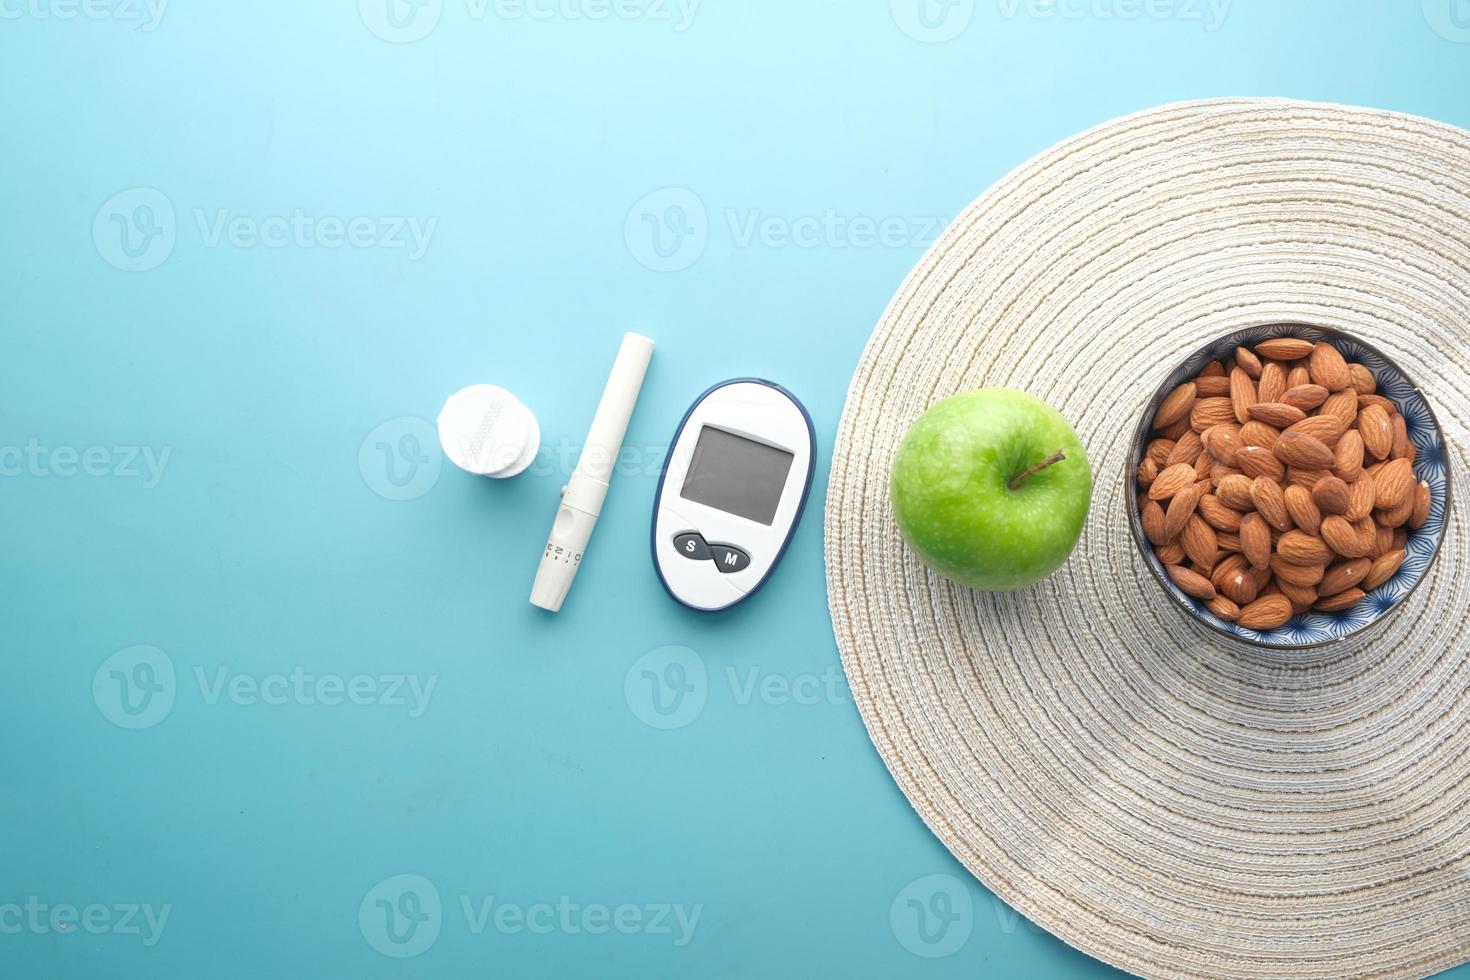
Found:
<box><xmin>1127</xmin><ymin>325</ymin><xmax>1450</xmax><ymax>647</ymax></box>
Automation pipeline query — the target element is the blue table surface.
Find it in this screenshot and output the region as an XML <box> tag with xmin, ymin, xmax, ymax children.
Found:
<box><xmin>5</xmin><ymin>2</ymin><xmax>1470</xmax><ymax>977</ymax></box>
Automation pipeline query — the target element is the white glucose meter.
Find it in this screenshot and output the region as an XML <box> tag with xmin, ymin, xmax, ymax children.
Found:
<box><xmin>652</xmin><ymin>379</ymin><xmax>815</xmax><ymax>612</ymax></box>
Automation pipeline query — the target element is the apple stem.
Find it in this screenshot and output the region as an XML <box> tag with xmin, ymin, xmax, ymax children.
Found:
<box><xmin>1007</xmin><ymin>450</ymin><xmax>1067</xmax><ymax>491</ymax></box>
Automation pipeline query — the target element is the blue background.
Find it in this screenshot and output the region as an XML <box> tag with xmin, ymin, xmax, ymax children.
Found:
<box><xmin>5</xmin><ymin>1</ymin><xmax>1470</xmax><ymax>977</ymax></box>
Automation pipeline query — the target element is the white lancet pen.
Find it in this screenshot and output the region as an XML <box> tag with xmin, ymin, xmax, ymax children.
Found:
<box><xmin>530</xmin><ymin>332</ymin><xmax>655</xmax><ymax>612</ymax></box>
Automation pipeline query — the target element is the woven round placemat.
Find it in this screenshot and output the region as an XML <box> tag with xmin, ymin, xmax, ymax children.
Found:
<box><xmin>827</xmin><ymin>99</ymin><xmax>1470</xmax><ymax>979</ymax></box>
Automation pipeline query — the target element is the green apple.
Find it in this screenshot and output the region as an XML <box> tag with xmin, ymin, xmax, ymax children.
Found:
<box><xmin>890</xmin><ymin>388</ymin><xmax>1092</xmax><ymax>591</ymax></box>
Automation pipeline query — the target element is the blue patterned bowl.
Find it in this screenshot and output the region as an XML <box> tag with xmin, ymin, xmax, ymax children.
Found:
<box><xmin>1126</xmin><ymin>324</ymin><xmax>1451</xmax><ymax>649</ymax></box>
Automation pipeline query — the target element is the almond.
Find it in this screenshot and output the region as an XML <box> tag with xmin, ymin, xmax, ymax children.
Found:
<box><xmin>1247</xmin><ymin>402</ymin><xmax>1307</xmax><ymax>428</ymax></box>
<box><xmin>1377</xmin><ymin>495</ymin><xmax>1415</xmax><ymax>529</ymax></box>
<box><xmin>1359</xmin><ymin>393</ymin><xmax>1395</xmax><ymax>413</ymax></box>
<box><xmin>1206</xmin><ymin>595</ymin><xmax>1241</xmax><ymax>622</ymax></box>
<box><xmin>1257</xmin><ymin>361</ymin><xmax>1287</xmax><ymax>404</ymax></box>
<box><xmin>1202</xmin><ymin>425</ymin><xmax>1241</xmax><ymax>467</ymax></box>
<box><xmin>1236</xmin><ymin>445</ymin><xmax>1285</xmax><ymax>481</ymax></box>
<box><xmin>1287</xmin><ymin>365</ymin><xmax>1311</xmax><ymax>389</ymax></box>
<box><xmin>1219</xmin><ymin>567</ymin><xmax>1260</xmax><ymax>606</ymax></box>
<box><xmin>1409</xmin><ymin>482</ymin><xmax>1432</xmax><ymax>530</ymax></box>
<box><xmin>1346</xmin><ymin>474</ymin><xmax>1376</xmax><ymax>521</ymax></box>
<box><xmin>1371</xmin><ymin>524</ymin><xmax>1396</xmax><ymax>558</ymax></box>
<box><xmin>1391</xmin><ymin>413</ymin><xmax>1409</xmax><ymax>460</ymax></box>
<box><xmin>1287</xmin><ymin>467</ymin><xmax>1333</xmax><ymax>490</ymax></box>
<box><xmin>1215</xmin><ymin>474</ymin><xmax>1255</xmax><ymax>511</ymax></box>
<box><xmin>1237</xmin><ymin>594</ymin><xmax>1294</xmax><ymax>630</ymax></box>
<box><xmin>1199</xmin><ymin>494</ymin><xmax>1243</xmax><ymax>532</ymax></box>
<box><xmin>1320</xmin><ymin>558</ymin><xmax>1371</xmax><ymax>596</ymax></box>
<box><xmin>1282</xmin><ymin>383</ymin><xmax>1329</xmax><ymax>412</ymax></box>
<box><xmin>1147</xmin><ymin>438</ymin><xmax>1175</xmax><ymax>468</ymax></box>
<box><xmin>1250</xmin><ymin>477</ymin><xmax>1292</xmax><ymax>532</ymax></box>
<box><xmin>1217</xmin><ymin>532</ymin><xmax>1242</xmax><ymax>553</ymax></box>
<box><xmin>1194</xmin><ymin>454</ymin><xmax>1214</xmax><ymax>483</ymax></box>
<box><xmin>1163</xmin><ymin>484</ymin><xmax>1202</xmax><ymax>540</ymax></box>
<box><xmin>1226</xmin><ymin>367</ymin><xmax>1255</xmax><ymax>423</ymax></box>
<box><xmin>1155</xmin><ymin>381</ymin><xmax>1198</xmax><ymax>429</ymax></box>
<box><xmin>1359</xmin><ymin>403</ymin><xmax>1393</xmax><ymax>460</ymax></box>
<box><xmin>1239</xmin><ymin>513</ymin><xmax>1272</xmax><ymax>570</ymax></box>
<box><xmin>1148</xmin><ymin>463</ymin><xmax>1197</xmax><ymax>501</ymax></box>
<box><xmin>1158</xmin><ymin>564</ymin><xmax>1217</xmax><ymax>602</ymax></box>
<box><xmin>1283</xmin><ymin>484</ymin><xmax>1322</xmax><ymax>535</ymax></box>
<box><xmin>1311</xmin><ymin>476</ymin><xmax>1351</xmax><ymax>515</ymax></box>
<box><xmin>1141</xmin><ymin>499</ymin><xmax>1169</xmax><ymax>545</ymax></box>
<box><xmin>1320</xmin><ymin>515</ymin><xmax>1369</xmax><ymax>558</ymax></box>
<box><xmin>1240</xmin><ymin>420</ymin><xmax>1281</xmax><ymax>450</ymax></box>
<box><xmin>1308</xmin><ymin>341</ymin><xmax>1351</xmax><ymax>391</ymax></box>
<box><xmin>1191</xmin><ymin>397</ymin><xmax>1236</xmax><ymax>433</ymax></box>
<box><xmin>1285</xmin><ymin>414</ymin><xmax>1346</xmax><ymax>445</ymax></box>
<box><xmin>1271</xmin><ymin>556</ymin><xmax>1325</xmax><ymax>587</ymax></box>
<box><xmin>1316</xmin><ymin>588</ymin><xmax>1366</xmax><ymax>613</ymax></box>
<box><xmin>1273</xmin><ymin>430</ymin><xmax>1336</xmax><ymax>470</ymax></box>
<box><xmin>1137</xmin><ymin>457</ymin><xmax>1158</xmax><ymax>487</ymax></box>
<box><xmin>1165</xmin><ymin>430</ymin><xmax>1204</xmax><ymax>468</ymax></box>
<box><xmin>1321</xmin><ymin>389</ymin><xmax>1360</xmax><ymax>427</ymax></box>
<box><xmin>1234</xmin><ymin>347</ymin><xmax>1262</xmax><ymax>379</ymax></box>
<box><xmin>1373</xmin><ymin>458</ymin><xmax>1414</xmax><ymax>510</ymax></box>
<box><xmin>1201</xmin><ymin>360</ymin><xmax>1226</xmax><ymax>377</ymax></box>
<box><xmin>1157</xmin><ymin>540</ymin><xmax>1186</xmax><ymax>565</ymax></box>
<box><xmin>1255</xmin><ymin>337</ymin><xmax>1315</xmax><ymax>360</ymax></box>
<box><xmin>1363</xmin><ymin>550</ymin><xmax>1406</xmax><ymax>590</ymax></box>
<box><xmin>1166</xmin><ymin>565</ymin><xmax>1216</xmax><ymax>601</ymax></box>
<box><xmin>1160</xmin><ymin>417</ymin><xmax>1192</xmax><ymax>440</ymax></box>
<box><xmin>1334</xmin><ymin>429</ymin><xmax>1364</xmax><ymax>482</ymax></box>
<box><xmin>1195</xmin><ymin>376</ymin><xmax>1230</xmax><ymax>397</ymax></box>
<box><xmin>1278</xmin><ymin>579</ymin><xmax>1319</xmax><ymax>611</ymax></box>
<box><xmin>1278</xmin><ymin>530</ymin><xmax>1333</xmax><ymax>566</ymax></box>
<box><xmin>1181</xmin><ymin>515</ymin><xmax>1218</xmax><ymax>569</ymax></box>
<box><xmin>1348</xmin><ymin>363</ymin><xmax>1376</xmax><ymax>394</ymax></box>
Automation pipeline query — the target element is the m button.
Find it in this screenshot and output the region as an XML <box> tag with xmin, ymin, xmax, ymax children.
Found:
<box><xmin>709</xmin><ymin>544</ymin><xmax>751</xmax><ymax>573</ymax></box>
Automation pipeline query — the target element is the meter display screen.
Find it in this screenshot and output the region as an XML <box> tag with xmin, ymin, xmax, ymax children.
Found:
<box><xmin>679</xmin><ymin>426</ymin><xmax>794</xmax><ymax>525</ymax></box>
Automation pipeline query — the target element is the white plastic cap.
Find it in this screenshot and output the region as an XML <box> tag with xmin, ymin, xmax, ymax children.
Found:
<box><xmin>436</xmin><ymin>384</ymin><xmax>540</xmax><ymax>478</ymax></box>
